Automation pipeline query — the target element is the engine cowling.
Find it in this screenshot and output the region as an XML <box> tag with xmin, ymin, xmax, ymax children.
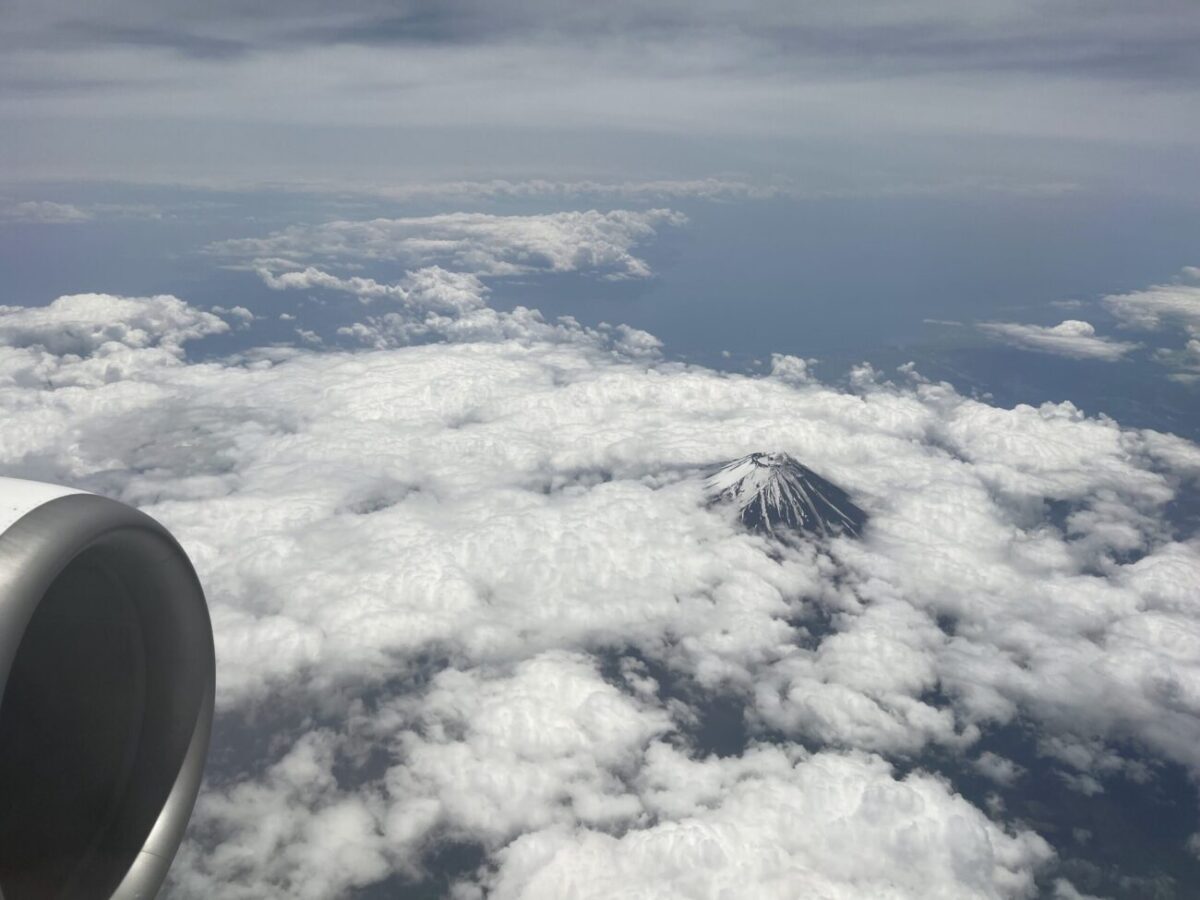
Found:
<box><xmin>0</xmin><ymin>478</ymin><xmax>214</xmax><ymax>899</ymax></box>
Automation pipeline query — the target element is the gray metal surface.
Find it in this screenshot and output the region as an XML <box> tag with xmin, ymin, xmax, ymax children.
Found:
<box><xmin>0</xmin><ymin>493</ymin><xmax>214</xmax><ymax>900</ymax></box>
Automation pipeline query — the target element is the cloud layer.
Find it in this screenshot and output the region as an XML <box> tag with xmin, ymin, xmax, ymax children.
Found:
<box><xmin>2</xmin><ymin>223</ymin><xmax>1199</xmax><ymax>897</ymax></box>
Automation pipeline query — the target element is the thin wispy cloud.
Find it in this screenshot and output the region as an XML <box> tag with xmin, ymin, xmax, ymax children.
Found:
<box><xmin>0</xmin><ymin>199</ymin><xmax>91</xmax><ymax>223</ymax></box>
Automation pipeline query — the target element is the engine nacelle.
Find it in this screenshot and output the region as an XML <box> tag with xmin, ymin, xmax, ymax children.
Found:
<box><xmin>0</xmin><ymin>478</ymin><xmax>214</xmax><ymax>899</ymax></box>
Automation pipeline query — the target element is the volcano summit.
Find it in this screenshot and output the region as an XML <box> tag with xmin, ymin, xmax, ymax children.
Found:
<box><xmin>707</xmin><ymin>452</ymin><xmax>867</xmax><ymax>538</ymax></box>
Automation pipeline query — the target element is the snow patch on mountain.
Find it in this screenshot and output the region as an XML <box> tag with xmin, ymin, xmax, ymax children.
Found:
<box><xmin>707</xmin><ymin>452</ymin><xmax>867</xmax><ymax>538</ymax></box>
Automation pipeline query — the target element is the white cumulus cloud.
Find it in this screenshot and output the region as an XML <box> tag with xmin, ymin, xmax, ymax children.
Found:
<box><xmin>978</xmin><ymin>320</ymin><xmax>1137</xmax><ymax>361</ymax></box>
<box><xmin>1104</xmin><ymin>272</ymin><xmax>1200</xmax><ymax>337</ymax></box>
<box><xmin>487</xmin><ymin>746</ymin><xmax>1053</xmax><ymax>900</ymax></box>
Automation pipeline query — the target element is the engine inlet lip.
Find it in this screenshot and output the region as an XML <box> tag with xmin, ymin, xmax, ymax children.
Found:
<box><xmin>0</xmin><ymin>492</ymin><xmax>214</xmax><ymax>900</ymax></box>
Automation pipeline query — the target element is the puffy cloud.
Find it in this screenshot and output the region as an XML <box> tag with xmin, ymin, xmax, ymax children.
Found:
<box><xmin>184</xmin><ymin>686</ymin><xmax>1054</xmax><ymax>900</ymax></box>
<box><xmin>259</xmin><ymin>265</ymin><xmax>489</xmax><ymax>315</ymax></box>
<box><xmin>974</xmin><ymin>752</ymin><xmax>1025</xmax><ymax>786</ymax></box>
<box><xmin>768</xmin><ymin>352</ymin><xmax>816</xmax><ymax>384</ymax></box>
<box><xmin>213</xmin><ymin>209</ymin><xmax>685</xmax><ymax>279</ymax></box>
<box><xmin>487</xmin><ymin>746</ymin><xmax>1053</xmax><ymax>900</ymax></box>
<box><xmin>1104</xmin><ymin>272</ymin><xmax>1200</xmax><ymax>336</ymax></box>
<box><xmin>1154</xmin><ymin>336</ymin><xmax>1200</xmax><ymax>384</ymax></box>
<box><xmin>261</xmin><ymin>263</ymin><xmax>664</xmax><ymax>356</ymax></box>
<box><xmin>2</xmin><ymin>248</ymin><xmax>1199</xmax><ymax>897</ymax></box>
<box><xmin>978</xmin><ymin>320</ymin><xmax>1137</xmax><ymax>361</ymax></box>
<box><xmin>171</xmin><ymin>730</ymin><xmax>391</xmax><ymax>900</ymax></box>
<box><xmin>340</xmin><ymin>300</ymin><xmax>663</xmax><ymax>355</ymax></box>
<box><xmin>0</xmin><ymin>292</ymin><xmax>228</xmax><ymax>391</ymax></box>
<box><xmin>755</xmin><ymin>598</ymin><xmax>974</xmax><ymax>755</ymax></box>
<box><xmin>379</xmin><ymin>652</ymin><xmax>673</xmax><ymax>848</ymax></box>
<box><xmin>0</xmin><ymin>292</ymin><xmax>227</xmax><ymax>356</ymax></box>
<box><xmin>1100</xmin><ymin>268</ymin><xmax>1200</xmax><ymax>380</ymax></box>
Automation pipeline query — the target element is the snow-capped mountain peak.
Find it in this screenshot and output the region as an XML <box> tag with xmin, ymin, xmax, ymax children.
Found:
<box><xmin>706</xmin><ymin>451</ymin><xmax>867</xmax><ymax>538</ymax></box>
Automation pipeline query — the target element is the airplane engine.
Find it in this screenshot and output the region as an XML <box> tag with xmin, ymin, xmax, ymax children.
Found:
<box><xmin>0</xmin><ymin>478</ymin><xmax>214</xmax><ymax>899</ymax></box>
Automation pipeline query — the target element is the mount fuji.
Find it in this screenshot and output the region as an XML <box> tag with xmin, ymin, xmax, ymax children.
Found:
<box><xmin>706</xmin><ymin>452</ymin><xmax>867</xmax><ymax>538</ymax></box>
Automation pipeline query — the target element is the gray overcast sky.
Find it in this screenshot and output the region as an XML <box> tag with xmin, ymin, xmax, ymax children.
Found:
<box><xmin>2</xmin><ymin>0</ymin><xmax>1199</xmax><ymax>191</ymax></box>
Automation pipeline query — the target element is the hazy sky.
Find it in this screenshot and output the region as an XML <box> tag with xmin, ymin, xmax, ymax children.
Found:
<box><xmin>3</xmin><ymin>0</ymin><xmax>1200</xmax><ymax>192</ymax></box>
